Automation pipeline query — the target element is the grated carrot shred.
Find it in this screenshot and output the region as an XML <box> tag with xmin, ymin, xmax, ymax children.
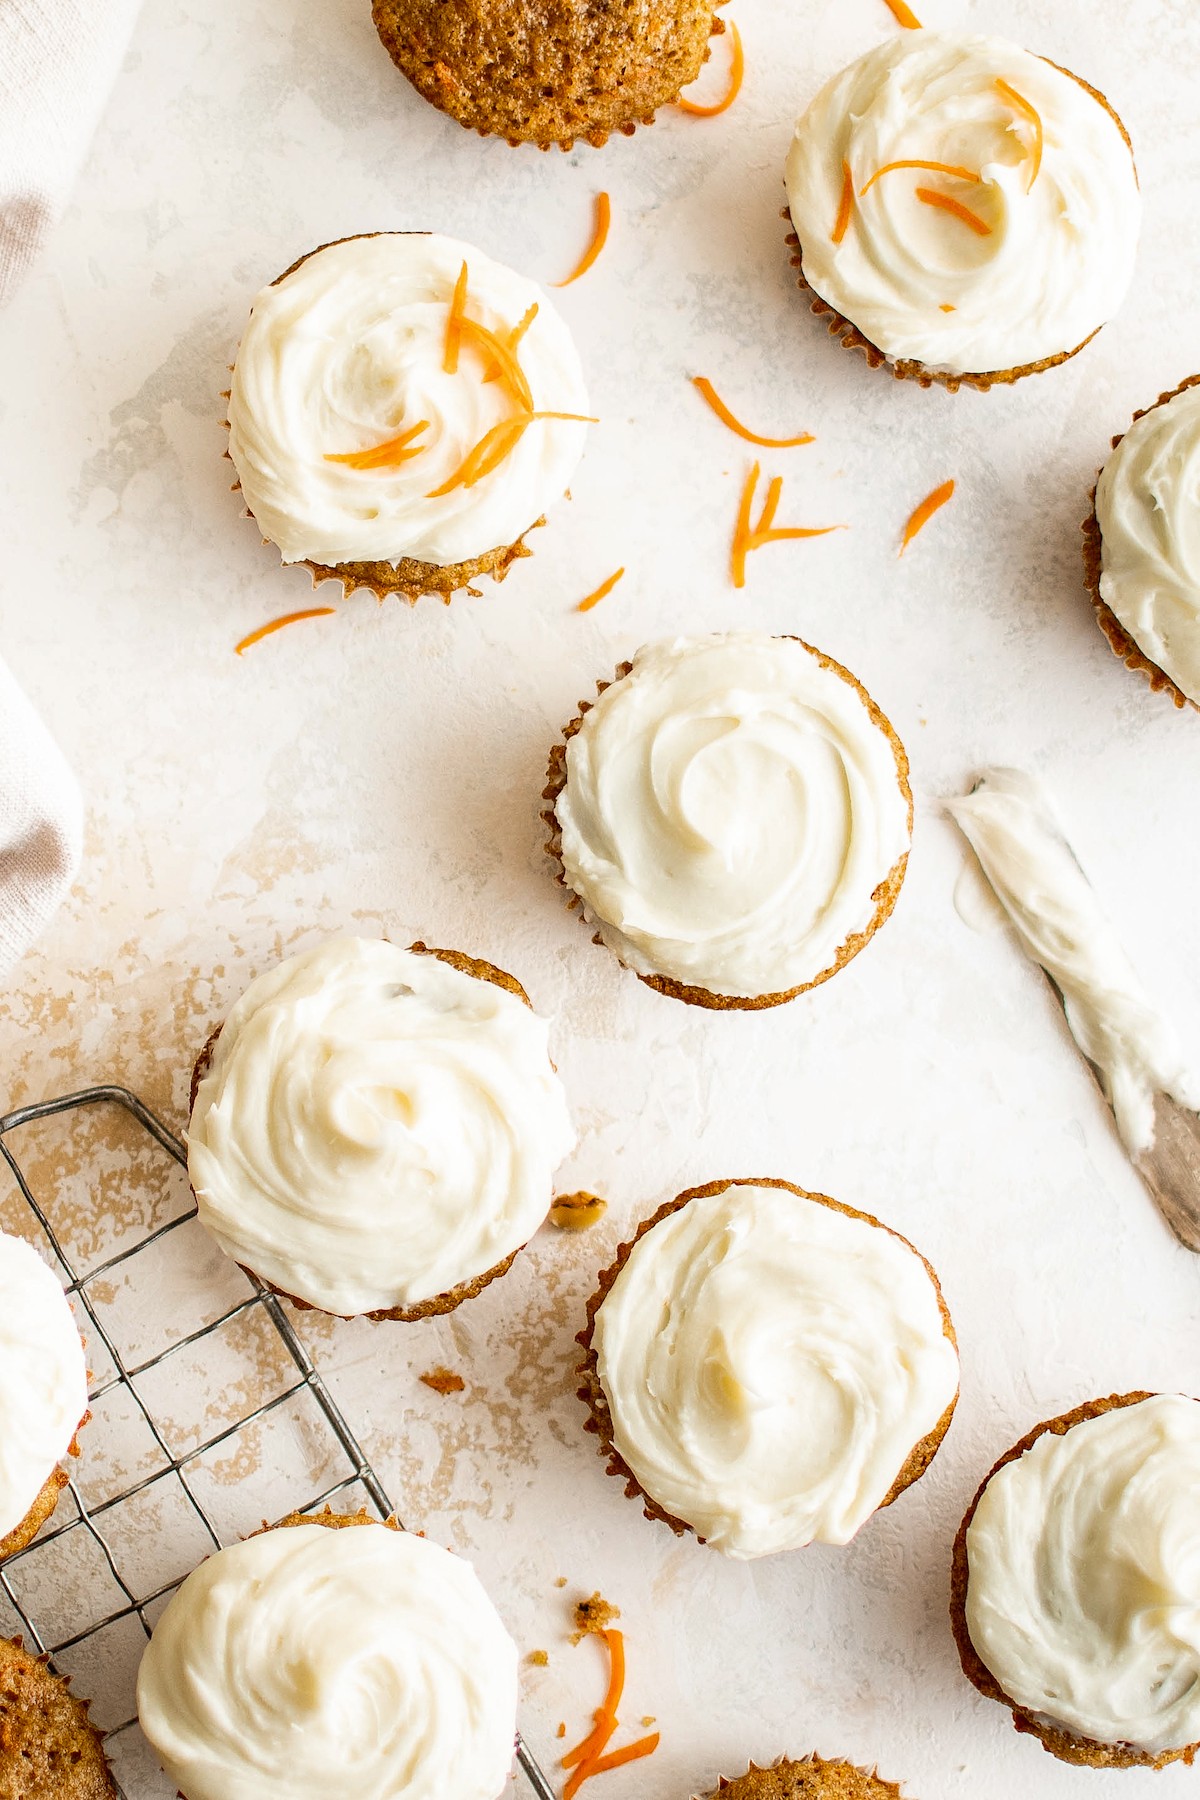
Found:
<box><xmin>900</xmin><ymin>478</ymin><xmax>955</xmax><ymax>554</ymax></box>
<box><xmin>587</xmin><ymin>1734</ymin><xmax>661</xmax><ymax>1777</ymax></box>
<box><xmin>324</xmin><ymin>419</ymin><xmax>430</xmax><ymax>469</ymax></box>
<box><xmin>576</xmin><ymin>567</ymin><xmax>625</xmax><ymax>613</ymax></box>
<box><xmin>556</xmin><ymin>193</ymin><xmax>612</xmax><ymax>287</ymax></box>
<box><xmin>677</xmin><ymin>20</ymin><xmax>744</xmax><ymax>117</ymax></box>
<box><xmin>882</xmin><ymin>0</ymin><xmax>922</xmax><ymax>24</ymax></box>
<box><xmin>860</xmin><ymin>159</ymin><xmax>981</xmax><ymax>196</ymax></box>
<box><xmin>427</xmin><ymin>410</ymin><xmax>596</xmax><ymax>498</ymax></box>
<box><xmin>234</xmin><ymin>608</ymin><xmax>335</xmax><ymax>655</ymax></box>
<box><xmin>831</xmin><ymin>159</ymin><xmax>855</xmax><ymax>244</ymax></box>
<box><xmin>457</xmin><ymin>316</ymin><xmax>534</xmax><ymax>411</ymax></box>
<box><xmin>560</xmin><ymin>1627</ymin><xmax>659</xmax><ymax>1800</ymax></box>
<box><xmin>731</xmin><ymin>463</ymin><xmax>846</xmax><ymax>588</ymax></box>
<box><xmin>444</xmin><ymin>261</ymin><xmax>469</xmax><ymax>374</ymax></box>
<box><xmin>484</xmin><ymin>303</ymin><xmax>539</xmax><ymax>382</ymax></box>
<box><xmin>995</xmin><ymin>76</ymin><xmax>1043</xmax><ymax>191</ymax></box>
<box><xmin>691</xmin><ymin>376</ymin><xmax>813</xmax><ymax>448</ymax></box>
<box><xmin>940</xmin><ymin>303</ymin><xmax>956</xmax><ymax>312</ymax></box>
<box><xmin>915</xmin><ymin>187</ymin><xmax>992</xmax><ymax>236</ymax></box>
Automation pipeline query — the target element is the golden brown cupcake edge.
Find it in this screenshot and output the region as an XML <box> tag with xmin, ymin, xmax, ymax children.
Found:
<box><xmin>0</xmin><ymin>1418</ymin><xmax>89</xmax><ymax>1567</ymax></box>
<box><xmin>698</xmin><ymin>1756</ymin><xmax>907</xmax><ymax>1798</ymax></box>
<box><xmin>224</xmin><ymin>232</ymin><xmax>546</xmax><ymax>603</ymax></box>
<box><xmin>542</xmin><ymin>642</ymin><xmax>912</xmax><ymax>1009</ymax></box>
<box><xmin>783</xmin><ymin>62</ymin><xmax>1132</xmax><ymax>393</ymax></box>
<box><xmin>949</xmin><ymin>1391</ymin><xmax>1199</xmax><ymax>1770</ymax></box>
<box><xmin>187</xmin><ymin>942</ymin><xmax>538</xmax><ymax>1324</ymax></box>
<box><xmin>576</xmin><ymin>1178</ymin><xmax>958</xmax><ymax>1544</ymax></box>
<box><xmin>0</xmin><ymin>1636</ymin><xmax>117</xmax><ymax>1800</ymax></box>
<box><xmin>1081</xmin><ymin>373</ymin><xmax>1200</xmax><ymax>714</ymax></box>
<box><xmin>370</xmin><ymin>0</ymin><xmax>726</xmax><ymax>151</ymax></box>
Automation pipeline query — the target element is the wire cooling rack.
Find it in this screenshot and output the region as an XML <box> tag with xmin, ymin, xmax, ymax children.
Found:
<box><xmin>0</xmin><ymin>1084</ymin><xmax>554</xmax><ymax>1800</ymax></box>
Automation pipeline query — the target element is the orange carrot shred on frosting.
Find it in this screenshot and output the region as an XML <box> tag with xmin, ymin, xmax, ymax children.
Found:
<box><xmin>859</xmin><ymin>159</ymin><xmax>981</xmax><ymax>196</ymax></box>
<box><xmin>234</xmin><ymin>608</ymin><xmax>336</xmax><ymax>656</ymax></box>
<box><xmin>677</xmin><ymin>19</ymin><xmax>744</xmax><ymax>117</ymax></box>
<box><xmin>444</xmin><ymin>260</ymin><xmax>469</xmax><ymax>374</ymax></box>
<box><xmin>691</xmin><ymin>376</ymin><xmax>814</xmax><ymax>449</ymax></box>
<box><xmin>556</xmin><ymin>193</ymin><xmax>612</xmax><ymax>287</ymax></box>
<box><xmin>483</xmin><ymin>303</ymin><xmax>539</xmax><ymax>382</ymax></box>
<box><xmin>915</xmin><ymin>187</ymin><xmax>992</xmax><ymax>236</ymax></box>
<box><xmin>731</xmin><ymin>462</ymin><xmax>846</xmax><ymax>588</ymax></box>
<box><xmin>587</xmin><ymin>1734</ymin><xmax>662</xmax><ymax>1777</ymax></box>
<box><xmin>324</xmin><ymin>419</ymin><xmax>431</xmax><ymax>469</ymax></box>
<box><xmin>940</xmin><ymin>303</ymin><xmax>956</xmax><ymax>312</ymax></box>
<box><xmin>457</xmin><ymin>316</ymin><xmax>535</xmax><ymax>411</ymax></box>
<box><xmin>426</xmin><ymin>411</ymin><xmax>596</xmax><ymax>498</ymax></box>
<box><xmin>995</xmin><ymin>76</ymin><xmax>1043</xmax><ymax>191</ymax></box>
<box><xmin>882</xmin><ymin>0</ymin><xmax>923</xmax><ymax>25</ymax></box>
<box><xmin>577</xmin><ymin>567</ymin><xmax>625</xmax><ymax>613</ymax></box>
<box><xmin>831</xmin><ymin>158</ymin><xmax>855</xmax><ymax>244</ymax></box>
<box><xmin>900</xmin><ymin>478</ymin><xmax>955</xmax><ymax>554</ymax></box>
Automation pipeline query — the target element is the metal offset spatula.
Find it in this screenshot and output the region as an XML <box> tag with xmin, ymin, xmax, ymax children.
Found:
<box><xmin>948</xmin><ymin>768</ymin><xmax>1200</xmax><ymax>1252</ymax></box>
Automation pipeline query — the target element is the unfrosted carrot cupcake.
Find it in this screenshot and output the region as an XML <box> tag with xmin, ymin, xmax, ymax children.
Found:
<box><xmin>0</xmin><ymin>1231</ymin><xmax>89</xmax><ymax>1564</ymax></box>
<box><xmin>186</xmin><ymin>936</ymin><xmax>576</xmax><ymax>1321</ymax></box>
<box><xmin>784</xmin><ymin>33</ymin><xmax>1140</xmax><ymax>391</ymax></box>
<box><xmin>137</xmin><ymin>1511</ymin><xmax>519</xmax><ymax>1800</ymax></box>
<box><xmin>227</xmin><ymin>232</ymin><xmax>591</xmax><ymax>600</ymax></box>
<box><xmin>371</xmin><ymin>0</ymin><xmax>725</xmax><ymax>149</ymax></box>
<box><xmin>951</xmin><ymin>1392</ymin><xmax>1200</xmax><ymax>1768</ymax></box>
<box><xmin>544</xmin><ymin>634</ymin><xmax>912</xmax><ymax>1008</ymax></box>
<box><xmin>1084</xmin><ymin>375</ymin><xmax>1200</xmax><ymax>711</ymax></box>
<box><xmin>578</xmin><ymin>1179</ymin><xmax>959</xmax><ymax>1557</ymax></box>
<box><xmin>0</xmin><ymin>1637</ymin><xmax>117</xmax><ymax>1798</ymax></box>
<box><xmin>699</xmin><ymin>1757</ymin><xmax>910</xmax><ymax>1798</ymax></box>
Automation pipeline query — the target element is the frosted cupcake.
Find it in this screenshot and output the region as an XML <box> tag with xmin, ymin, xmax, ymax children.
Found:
<box><xmin>543</xmin><ymin>634</ymin><xmax>912</xmax><ymax>1008</ymax></box>
<box><xmin>0</xmin><ymin>1636</ymin><xmax>117</xmax><ymax>1798</ymax></box>
<box><xmin>227</xmin><ymin>232</ymin><xmax>591</xmax><ymax>600</ymax></box>
<box><xmin>700</xmin><ymin>1759</ymin><xmax>911</xmax><ymax>1799</ymax></box>
<box><xmin>138</xmin><ymin>1513</ymin><xmax>519</xmax><ymax>1800</ymax></box>
<box><xmin>0</xmin><ymin>1231</ymin><xmax>89</xmax><ymax>1563</ymax></box>
<box><xmin>951</xmin><ymin>1392</ymin><xmax>1200</xmax><ymax>1768</ymax></box>
<box><xmin>187</xmin><ymin>937</ymin><xmax>576</xmax><ymax>1320</ymax></box>
<box><xmin>578</xmin><ymin>1179</ymin><xmax>959</xmax><ymax>1557</ymax></box>
<box><xmin>784</xmin><ymin>33</ymin><xmax>1140</xmax><ymax>391</ymax></box>
<box><xmin>372</xmin><ymin>0</ymin><xmax>724</xmax><ymax>149</ymax></box>
<box><xmin>1084</xmin><ymin>375</ymin><xmax>1200</xmax><ymax>710</ymax></box>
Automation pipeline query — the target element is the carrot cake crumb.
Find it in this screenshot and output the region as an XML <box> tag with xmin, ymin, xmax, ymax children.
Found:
<box><xmin>555</xmin><ymin>1576</ymin><xmax>568</xmax><ymax>1588</ymax></box>
<box><xmin>571</xmin><ymin>1592</ymin><xmax>621</xmax><ymax>1643</ymax></box>
<box><xmin>527</xmin><ymin>1649</ymin><xmax>549</xmax><ymax>1666</ymax></box>
<box><xmin>419</xmin><ymin>1367</ymin><xmax>465</xmax><ymax>1395</ymax></box>
<box><xmin>550</xmin><ymin>1193</ymin><xmax>609</xmax><ymax>1231</ymax></box>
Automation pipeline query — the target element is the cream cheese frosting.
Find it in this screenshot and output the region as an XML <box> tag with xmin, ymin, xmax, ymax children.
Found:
<box><xmin>965</xmin><ymin>1395</ymin><xmax>1200</xmax><ymax>1754</ymax></box>
<box><xmin>187</xmin><ymin>937</ymin><xmax>576</xmax><ymax>1315</ymax></box>
<box><xmin>0</xmin><ymin>1231</ymin><xmax>88</xmax><ymax>1542</ymax></box>
<box><xmin>1096</xmin><ymin>381</ymin><xmax>1200</xmax><ymax>704</ymax></box>
<box><xmin>947</xmin><ymin>768</ymin><xmax>1200</xmax><ymax>1156</ymax></box>
<box><xmin>227</xmin><ymin>233</ymin><xmax>590</xmax><ymax>567</ymax></box>
<box><xmin>137</xmin><ymin>1523</ymin><xmax>519</xmax><ymax>1800</ymax></box>
<box><xmin>784</xmin><ymin>32</ymin><xmax>1140</xmax><ymax>375</ymax></box>
<box><xmin>593</xmin><ymin>1182</ymin><xmax>959</xmax><ymax>1558</ymax></box>
<box><xmin>554</xmin><ymin>634</ymin><xmax>911</xmax><ymax>999</ymax></box>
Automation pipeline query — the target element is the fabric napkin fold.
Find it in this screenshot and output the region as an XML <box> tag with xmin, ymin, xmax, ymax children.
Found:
<box><xmin>0</xmin><ymin>658</ymin><xmax>83</xmax><ymax>973</ymax></box>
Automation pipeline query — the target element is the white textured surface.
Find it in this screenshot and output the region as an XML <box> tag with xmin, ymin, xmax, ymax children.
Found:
<box><xmin>2</xmin><ymin>0</ymin><xmax>1200</xmax><ymax>1796</ymax></box>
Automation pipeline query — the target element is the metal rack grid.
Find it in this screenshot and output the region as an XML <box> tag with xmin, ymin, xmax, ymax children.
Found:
<box><xmin>0</xmin><ymin>1084</ymin><xmax>554</xmax><ymax>1800</ymax></box>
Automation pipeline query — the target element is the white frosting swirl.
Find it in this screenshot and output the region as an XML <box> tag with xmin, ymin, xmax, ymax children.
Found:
<box><xmin>136</xmin><ymin>1524</ymin><xmax>519</xmax><ymax>1800</ymax></box>
<box><xmin>1096</xmin><ymin>382</ymin><xmax>1200</xmax><ymax>704</ymax></box>
<box><xmin>966</xmin><ymin>1395</ymin><xmax>1200</xmax><ymax>1754</ymax></box>
<box><xmin>187</xmin><ymin>937</ymin><xmax>576</xmax><ymax>1315</ymax></box>
<box><xmin>228</xmin><ymin>233</ymin><xmax>589</xmax><ymax>567</ymax></box>
<box><xmin>947</xmin><ymin>768</ymin><xmax>1200</xmax><ymax>1157</ymax></box>
<box><xmin>784</xmin><ymin>32</ymin><xmax>1140</xmax><ymax>374</ymax></box>
<box><xmin>0</xmin><ymin>1231</ymin><xmax>88</xmax><ymax>1541</ymax></box>
<box><xmin>554</xmin><ymin>634</ymin><xmax>911</xmax><ymax>999</ymax></box>
<box><xmin>593</xmin><ymin>1182</ymin><xmax>959</xmax><ymax>1558</ymax></box>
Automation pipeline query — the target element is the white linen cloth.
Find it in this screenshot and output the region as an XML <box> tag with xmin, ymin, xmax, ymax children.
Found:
<box><xmin>0</xmin><ymin>0</ymin><xmax>144</xmax><ymax>304</ymax></box>
<box><xmin>0</xmin><ymin>659</ymin><xmax>82</xmax><ymax>972</ymax></box>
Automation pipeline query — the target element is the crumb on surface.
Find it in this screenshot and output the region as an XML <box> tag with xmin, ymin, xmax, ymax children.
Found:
<box><xmin>419</xmin><ymin>1366</ymin><xmax>465</xmax><ymax>1395</ymax></box>
<box><xmin>554</xmin><ymin>1576</ymin><xmax>568</xmax><ymax>1587</ymax></box>
<box><xmin>571</xmin><ymin>1591</ymin><xmax>621</xmax><ymax>1642</ymax></box>
<box><xmin>549</xmin><ymin>1191</ymin><xmax>608</xmax><ymax>1231</ymax></box>
<box><xmin>642</xmin><ymin>1716</ymin><xmax>656</xmax><ymax>1727</ymax></box>
<box><xmin>527</xmin><ymin>1649</ymin><xmax>549</xmax><ymax>1667</ymax></box>
<box><xmin>557</xmin><ymin>1722</ymin><xmax>567</xmax><ymax>1738</ymax></box>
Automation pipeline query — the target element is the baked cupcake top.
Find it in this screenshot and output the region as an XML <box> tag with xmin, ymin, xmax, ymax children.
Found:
<box><xmin>785</xmin><ymin>32</ymin><xmax>1140</xmax><ymax>375</ymax></box>
<box><xmin>228</xmin><ymin>233</ymin><xmax>590</xmax><ymax>568</ymax></box>
<box><xmin>1095</xmin><ymin>380</ymin><xmax>1200</xmax><ymax>705</ymax></box>
<box><xmin>554</xmin><ymin>634</ymin><xmax>911</xmax><ymax>1000</ymax></box>
<box><xmin>0</xmin><ymin>1232</ymin><xmax>88</xmax><ymax>1542</ymax></box>
<box><xmin>964</xmin><ymin>1393</ymin><xmax>1200</xmax><ymax>1755</ymax></box>
<box><xmin>137</xmin><ymin>1523</ymin><xmax>518</xmax><ymax>1800</ymax></box>
<box><xmin>186</xmin><ymin>937</ymin><xmax>576</xmax><ymax>1315</ymax></box>
<box><xmin>592</xmin><ymin>1181</ymin><xmax>958</xmax><ymax>1557</ymax></box>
